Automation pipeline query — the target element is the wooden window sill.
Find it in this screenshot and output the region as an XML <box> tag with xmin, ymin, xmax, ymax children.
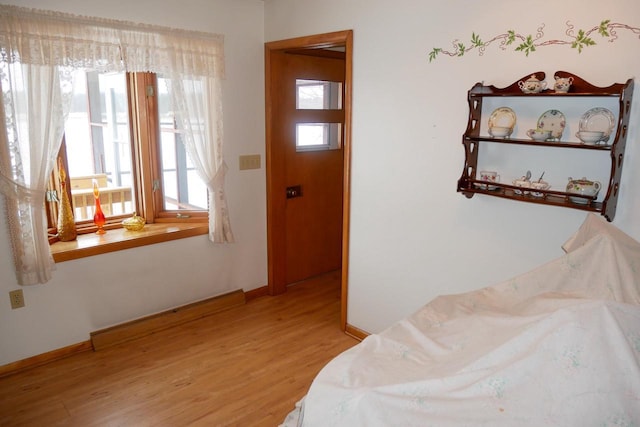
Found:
<box><xmin>51</xmin><ymin>223</ymin><xmax>209</xmax><ymax>262</ymax></box>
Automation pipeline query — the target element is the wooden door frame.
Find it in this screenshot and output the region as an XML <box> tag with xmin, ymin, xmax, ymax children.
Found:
<box><xmin>265</xmin><ymin>30</ymin><xmax>353</xmax><ymax>330</ymax></box>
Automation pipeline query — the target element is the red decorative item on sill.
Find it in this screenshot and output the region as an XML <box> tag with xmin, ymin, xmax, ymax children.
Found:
<box><xmin>92</xmin><ymin>179</ymin><xmax>106</xmax><ymax>235</ymax></box>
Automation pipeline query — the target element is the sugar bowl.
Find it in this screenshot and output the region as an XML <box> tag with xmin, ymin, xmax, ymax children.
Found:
<box><xmin>566</xmin><ymin>177</ymin><xmax>601</xmax><ymax>204</ymax></box>
<box><xmin>518</xmin><ymin>74</ymin><xmax>547</xmax><ymax>94</ymax></box>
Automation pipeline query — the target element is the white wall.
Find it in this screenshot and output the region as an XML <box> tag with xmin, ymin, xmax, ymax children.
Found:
<box><xmin>3</xmin><ymin>0</ymin><xmax>640</xmax><ymax>367</ymax></box>
<box><xmin>0</xmin><ymin>0</ymin><xmax>266</xmax><ymax>365</ymax></box>
<box><xmin>264</xmin><ymin>0</ymin><xmax>640</xmax><ymax>332</ymax></box>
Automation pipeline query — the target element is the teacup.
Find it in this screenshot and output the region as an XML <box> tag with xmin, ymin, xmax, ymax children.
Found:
<box><xmin>489</xmin><ymin>126</ymin><xmax>511</xmax><ymax>138</ymax></box>
<box><xmin>527</xmin><ymin>128</ymin><xmax>552</xmax><ymax>141</ymax></box>
<box><xmin>477</xmin><ymin>170</ymin><xmax>500</xmax><ymax>189</ymax></box>
<box><xmin>480</xmin><ymin>170</ymin><xmax>500</xmax><ymax>182</ymax></box>
<box><xmin>576</xmin><ymin>130</ymin><xmax>604</xmax><ymax>144</ymax></box>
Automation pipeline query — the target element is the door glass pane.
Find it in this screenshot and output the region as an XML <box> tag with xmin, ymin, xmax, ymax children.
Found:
<box><xmin>296</xmin><ymin>123</ymin><xmax>342</xmax><ymax>151</ymax></box>
<box><xmin>296</xmin><ymin>79</ymin><xmax>342</xmax><ymax>110</ymax></box>
<box><xmin>64</xmin><ymin>70</ymin><xmax>135</xmax><ymax>221</ymax></box>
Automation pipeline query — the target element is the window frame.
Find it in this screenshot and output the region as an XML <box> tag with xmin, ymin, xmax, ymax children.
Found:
<box><xmin>47</xmin><ymin>71</ymin><xmax>208</xmax><ymax>246</ymax></box>
<box><xmin>133</xmin><ymin>72</ymin><xmax>208</xmax><ymax>224</ymax></box>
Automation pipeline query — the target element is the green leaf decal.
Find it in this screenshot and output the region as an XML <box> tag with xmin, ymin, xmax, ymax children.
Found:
<box><xmin>471</xmin><ymin>32</ymin><xmax>483</xmax><ymax>47</ymax></box>
<box><xmin>515</xmin><ymin>35</ymin><xmax>536</xmax><ymax>56</ymax></box>
<box><xmin>599</xmin><ymin>19</ymin><xmax>611</xmax><ymax>37</ymax></box>
<box><xmin>572</xmin><ymin>29</ymin><xmax>596</xmax><ymax>53</ymax></box>
<box><xmin>428</xmin><ymin>48</ymin><xmax>442</xmax><ymax>62</ymax></box>
<box><xmin>428</xmin><ymin>19</ymin><xmax>635</xmax><ymax>62</ymax></box>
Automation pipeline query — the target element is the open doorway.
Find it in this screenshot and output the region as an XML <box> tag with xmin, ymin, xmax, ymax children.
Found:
<box><xmin>265</xmin><ymin>30</ymin><xmax>353</xmax><ymax>330</ymax></box>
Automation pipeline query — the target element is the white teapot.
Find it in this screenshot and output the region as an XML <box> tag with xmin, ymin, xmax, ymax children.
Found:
<box><xmin>518</xmin><ymin>75</ymin><xmax>547</xmax><ymax>94</ymax></box>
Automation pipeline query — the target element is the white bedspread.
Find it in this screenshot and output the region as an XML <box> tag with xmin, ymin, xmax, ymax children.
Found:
<box><xmin>286</xmin><ymin>215</ymin><xmax>640</xmax><ymax>426</ymax></box>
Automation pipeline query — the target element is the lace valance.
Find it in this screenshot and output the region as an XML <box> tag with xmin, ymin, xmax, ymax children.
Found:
<box><xmin>0</xmin><ymin>4</ymin><xmax>224</xmax><ymax>78</ymax></box>
<box><xmin>0</xmin><ymin>5</ymin><xmax>231</xmax><ymax>285</ymax></box>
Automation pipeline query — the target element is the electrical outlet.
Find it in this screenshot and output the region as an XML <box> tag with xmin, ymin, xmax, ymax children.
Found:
<box><xmin>9</xmin><ymin>289</ymin><xmax>25</xmax><ymax>309</ymax></box>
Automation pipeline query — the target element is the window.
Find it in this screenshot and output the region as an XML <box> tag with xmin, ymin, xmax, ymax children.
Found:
<box><xmin>47</xmin><ymin>71</ymin><xmax>208</xmax><ymax>239</ymax></box>
<box><xmin>1</xmin><ymin>5</ymin><xmax>232</xmax><ymax>284</ymax></box>
<box><xmin>62</xmin><ymin>71</ymin><xmax>134</xmax><ymax>222</ymax></box>
<box><xmin>156</xmin><ymin>77</ymin><xmax>208</xmax><ymax>212</ymax></box>
<box><xmin>294</xmin><ymin>79</ymin><xmax>344</xmax><ymax>152</ymax></box>
<box><xmin>295</xmin><ymin>123</ymin><xmax>342</xmax><ymax>150</ymax></box>
<box><xmin>296</xmin><ymin>79</ymin><xmax>342</xmax><ymax>110</ymax></box>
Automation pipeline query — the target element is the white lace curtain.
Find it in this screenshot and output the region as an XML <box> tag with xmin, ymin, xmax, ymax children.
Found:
<box><xmin>0</xmin><ymin>5</ymin><xmax>233</xmax><ymax>286</ymax></box>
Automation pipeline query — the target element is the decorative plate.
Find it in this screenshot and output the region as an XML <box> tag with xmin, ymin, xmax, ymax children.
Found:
<box><xmin>536</xmin><ymin>109</ymin><xmax>566</xmax><ymax>141</ymax></box>
<box><xmin>579</xmin><ymin>107</ymin><xmax>615</xmax><ymax>143</ymax></box>
<box><xmin>488</xmin><ymin>107</ymin><xmax>517</xmax><ymax>130</ymax></box>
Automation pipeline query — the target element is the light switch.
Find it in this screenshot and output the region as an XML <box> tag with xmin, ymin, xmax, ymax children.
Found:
<box><xmin>239</xmin><ymin>154</ymin><xmax>261</xmax><ymax>170</ymax></box>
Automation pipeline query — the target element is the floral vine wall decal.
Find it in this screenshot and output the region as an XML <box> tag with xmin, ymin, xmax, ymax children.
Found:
<box><xmin>428</xmin><ymin>20</ymin><xmax>640</xmax><ymax>62</ymax></box>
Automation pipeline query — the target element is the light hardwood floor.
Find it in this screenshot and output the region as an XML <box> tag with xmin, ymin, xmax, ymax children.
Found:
<box><xmin>0</xmin><ymin>271</ymin><xmax>359</xmax><ymax>426</ymax></box>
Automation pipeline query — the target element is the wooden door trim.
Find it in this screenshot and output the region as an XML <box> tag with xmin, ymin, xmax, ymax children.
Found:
<box><xmin>265</xmin><ymin>30</ymin><xmax>353</xmax><ymax>331</ymax></box>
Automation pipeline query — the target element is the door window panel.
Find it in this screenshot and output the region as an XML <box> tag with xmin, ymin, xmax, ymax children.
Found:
<box><xmin>296</xmin><ymin>123</ymin><xmax>342</xmax><ymax>151</ymax></box>
<box><xmin>296</xmin><ymin>79</ymin><xmax>342</xmax><ymax>110</ymax></box>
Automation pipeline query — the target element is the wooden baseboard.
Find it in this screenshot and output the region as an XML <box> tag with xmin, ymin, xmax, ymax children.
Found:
<box><xmin>1</xmin><ymin>290</ymin><xmax>248</xmax><ymax>377</ymax></box>
<box><xmin>345</xmin><ymin>323</ymin><xmax>369</xmax><ymax>341</ymax></box>
<box><xmin>0</xmin><ymin>341</ymin><xmax>92</xmax><ymax>379</ymax></box>
<box><xmin>244</xmin><ymin>285</ymin><xmax>269</xmax><ymax>302</ymax></box>
<box><xmin>91</xmin><ymin>289</ymin><xmax>246</xmax><ymax>351</ymax></box>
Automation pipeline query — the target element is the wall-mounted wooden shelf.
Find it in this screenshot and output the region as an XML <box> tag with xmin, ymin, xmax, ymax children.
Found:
<box><xmin>457</xmin><ymin>71</ymin><xmax>634</xmax><ymax>221</ymax></box>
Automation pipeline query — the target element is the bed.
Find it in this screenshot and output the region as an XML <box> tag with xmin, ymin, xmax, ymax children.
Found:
<box><xmin>281</xmin><ymin>214</ymin><xmax>640</xmax><ymax>426</ymax></box>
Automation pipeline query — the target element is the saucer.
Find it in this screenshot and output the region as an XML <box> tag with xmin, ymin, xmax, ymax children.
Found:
<box><xmin>569</xmin><ymin>196</ymin><xmax>591</xmax><ymax>205</ymax></box>
<box><xmin>537</xmin><ymin>110</ymin><xmax>566</xmax><ymax>141</ymax></box>
<box><xmin>488</xmin><ymin>107</ymin><xmax>516</xmax><ymax>130</ymax></box>
<box><xmin>474</xmin><ymin>182</ymin><xmax>500</xmax><ymax>191</ymax></box>
<box><xmin>579</xmin><ymin>107</ymin><xmax>615</xmax><ymax>143</ymax></box>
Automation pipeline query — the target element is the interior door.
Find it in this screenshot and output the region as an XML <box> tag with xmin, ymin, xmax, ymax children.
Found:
<box><xmin>267</xmin><ymin>48</ymin><xmax>346</xmax><ymax>292</ymax></box>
